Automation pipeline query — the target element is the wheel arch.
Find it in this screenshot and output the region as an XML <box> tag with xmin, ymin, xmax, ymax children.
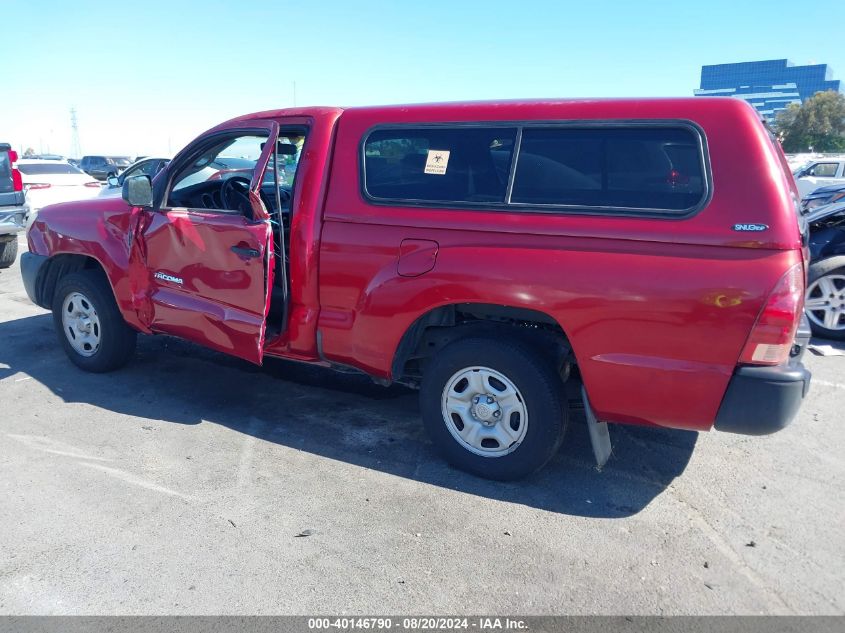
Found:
<box><xmin>33</xmin><ymin>252</ymin><xmax>145</xmax><ymax>331</ymax></box>
<box><xmin>32</xmin><ymin>253</ymin><xmax>105</xmax><ymax>307</ymax></box>
<box><xmin>808</xmin><ymin>255</ymin><xmax>845</xmax><ymax>282</ymax></box>
<box><xmin>391</xmin><ymin>302</ymin><xmax>575</xmax><ymax>386</ymax></box>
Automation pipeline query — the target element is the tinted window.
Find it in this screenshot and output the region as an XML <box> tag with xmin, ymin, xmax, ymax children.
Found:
<box><xmin>364</xmin><ymin>127</ymin><xmax>517</xmax><ymax>204</ymax></box>
<box><xmin>17</xmin><ymin>163</ymin><xmax>84</xmax><ymax>175</ymax></box>
<box><xmin>0</xmin><ymin>152</ymin><xmax>12</xmax><ymax>193</ymax></box>
<box><xmin>511</xmin><ymin>127</ymin><xmax>706</xmax><ymax>212</ymax></box>
<box><xmin>812</xmin><ymin>163</ymin><xmax>838</xmax><ymax>177</ymax></box>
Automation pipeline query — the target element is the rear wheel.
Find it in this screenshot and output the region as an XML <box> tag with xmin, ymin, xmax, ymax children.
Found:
<box><xmin>420</xmin><ymin>337</ymin><xmax>567</xmax><ymax>480</ymax></box>
<box><xmin>52</xmin><ymin>270</ymin><xmax>137</xmax><ymax>372</ymax></box>
<box><xmin>0</xmin><ymin>238</ymin><xmax>17</xmax><ymax>269</ymax></box>
<box><xmin>805</xmin><ymin>262</ymin><xmax>845</xmax><ymax>341</ymax></box>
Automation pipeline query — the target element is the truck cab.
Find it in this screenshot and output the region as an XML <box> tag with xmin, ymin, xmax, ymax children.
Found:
<box><xmin>20</xmin><ymin>99</ymin><xmax>812</xmax><ymax>480</ymax></box>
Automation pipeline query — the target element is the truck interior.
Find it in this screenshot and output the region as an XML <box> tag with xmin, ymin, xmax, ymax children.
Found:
<box><xmin>162</xmin><ymin>128</ymin><xmax>308</xmax><ymax>338</ymax></box>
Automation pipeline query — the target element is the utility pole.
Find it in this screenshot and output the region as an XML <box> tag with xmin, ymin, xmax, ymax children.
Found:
<box><xmin>70</xmin><ymin>107</ymin><xmax>81</xmax><ymax>158</ymax></box>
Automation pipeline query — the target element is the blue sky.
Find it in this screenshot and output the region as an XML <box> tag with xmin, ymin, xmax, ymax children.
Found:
<box><xmin>3</xmin><ymin>0</ymin><xmax>844</xmax><ymax>157</ymax></box>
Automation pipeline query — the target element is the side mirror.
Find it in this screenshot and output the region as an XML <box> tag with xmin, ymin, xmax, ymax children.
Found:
<box><xmin>122</xmin><ymin>175</ymin><xmax>153</xmax><ymax>207</ymax></box>
<box><xmin>107</xmin><ymin>176</ymin><xmax>119</xmax><ymax>187</ymax></box>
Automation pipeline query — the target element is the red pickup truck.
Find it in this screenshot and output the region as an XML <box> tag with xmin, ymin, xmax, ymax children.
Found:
<box><xmin>21</xmin><ymin>98</ymin><xmax>811</xmax><ymax>480</ymax></box>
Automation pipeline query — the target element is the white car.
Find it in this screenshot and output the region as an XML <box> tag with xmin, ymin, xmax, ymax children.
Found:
<box><xmin>794</xmin><ymin>157</ymin><xmax>845</xmax><ymax>198</ymax></box>
<box><xmin>18</xmin><ymin>159</ymin><xmax>102</xmax><ymax>226</ymax></box>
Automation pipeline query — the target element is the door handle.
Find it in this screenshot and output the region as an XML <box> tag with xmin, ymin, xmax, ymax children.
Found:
<box><xmin>231</xmin><ymin>245</ymin><xmax>260</xmax><ymax>258</ymax></box>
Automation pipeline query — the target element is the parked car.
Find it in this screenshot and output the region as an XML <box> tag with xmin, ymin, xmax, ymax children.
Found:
<box><xmin>17</xmin><ymin>159</ymin><xmax>101</xmax><ymax>227</ymax></box>
<box><xmin>0</xmin><ymin>143</ymin><xmax>27</xmax><ymax>268</ymax></box>
<box><xmin>794</xmin><ymin>157</ymin><xmax>845</xmax><ymax>198</ymax></box>
<box><xmin>21</xmin><ymin>98</ymin><xmax>811</xmax><ymax>480</ymax></box>
<box><xmin>79</xmin><ymin>155</ymin><xmax>132</xmax><ymax>181</ymax></box>
<box><xmin>801</xmin><ymin>182</ymin><xmax>845</xmax><ymax>214</ymax></box>
<box><xmin>99</xmin><ymin>157</ymin><xmax>169</xmax><ymax>197</ymax></box>
<box><xmin>806</xmin><ymin>198</ymin><xmax>845</xmax><ymax>340</ymax></box>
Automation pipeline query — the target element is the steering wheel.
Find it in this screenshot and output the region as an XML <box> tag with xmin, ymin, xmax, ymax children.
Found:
<box><xmin>220</xmin><ymin>176</ymin><xmax>252</xmax><ymax>214</ymax></box>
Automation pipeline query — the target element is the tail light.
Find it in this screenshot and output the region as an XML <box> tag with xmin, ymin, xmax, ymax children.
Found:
<box><xmin>9</xmin><ymin>150</ymin><xmax>23</xmax><ymax>192</ymax></box>
<box><xmin>84</xmin><ymin>181</ymin><xmax>101</xmax><ymax>188</ymax></box>
<box><xmin>739</xmin><ymin>263</ymin><xmax>804</xmax><ymax>366</ymax></box>
<box><xmin>26</xmin><ymin>183</ymin><xmax>51</xmax><ymax>190</ymax></box>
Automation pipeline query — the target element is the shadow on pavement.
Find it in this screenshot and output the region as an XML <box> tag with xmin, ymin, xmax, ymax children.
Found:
<box><xmin>0</xmin><ymin>314</ymin><xmax>697</xmax><ymax>518</ymax></box>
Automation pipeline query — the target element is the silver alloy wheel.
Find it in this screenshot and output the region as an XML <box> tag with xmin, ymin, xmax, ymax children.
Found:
<box><xmin>805</xmin><ymin>274</ymin><xmax>845</xmax><ymax>331</ymax></box>
<box><xmin>61</xmin><ymin>291</ymin><xmax>101</xmax><ymax>357</ymax></box>
<box><xmin>441</xmin><ymin>366</ymin><xmax>528</xmax><ymax>457</ymax></box>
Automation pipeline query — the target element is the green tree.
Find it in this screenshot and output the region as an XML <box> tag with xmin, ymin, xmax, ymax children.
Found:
<box><xmin>775</xmin><ymin>90</ymin><xmax>845</xmax><ymax>152</ymax></box>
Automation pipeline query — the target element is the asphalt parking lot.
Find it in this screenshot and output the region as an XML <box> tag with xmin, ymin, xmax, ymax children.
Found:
<box><xmin>1</xmin><ymin>237</ymin><xmax>843</xmax><ymax>615</ymax></box>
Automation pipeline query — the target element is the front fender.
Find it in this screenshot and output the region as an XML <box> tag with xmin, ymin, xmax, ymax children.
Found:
<box><xmin>26</xmin><ymin>199</ymin><xmax>150</xmax><ymax>332</ymax></box>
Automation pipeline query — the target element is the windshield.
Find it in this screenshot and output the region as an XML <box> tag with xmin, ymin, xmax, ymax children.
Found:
<box><xmin>17</xmin><ymin>163</ymin><xmax>85</xmax><ymax>175</ymax></box>
<box><xmin>171</xmin><ymin>136</ymin><xmax>266</xmax><ymax>192</ymax></box>
<box><xmin>792</xmin><ymin>162</ymin><xmax>812</xmax><ymax>177</ymax></box>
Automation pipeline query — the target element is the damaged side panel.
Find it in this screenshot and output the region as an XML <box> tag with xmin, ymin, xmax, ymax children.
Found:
<box><xmin>130</xmin><ymin>209</ymin><xmax>273</xmax><ymax>364</ymax></box>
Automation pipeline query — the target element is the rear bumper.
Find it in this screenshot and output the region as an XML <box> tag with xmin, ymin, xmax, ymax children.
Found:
<box><xmin>21</xmin><ymin>251</ymin><xmax>49</xmax><ymax>309</ymax></box>
<box><xmin>714</xmin><ymin>314</ymin><xmax>812</xmax><ymax>435</ymax></box>
<box><xmin>0</xmin><ymin>205</ymin><xmax>28</xmax><ymax>236</ymax></box>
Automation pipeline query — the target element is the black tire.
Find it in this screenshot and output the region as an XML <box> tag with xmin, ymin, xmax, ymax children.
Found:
<box><xmin>0</xmin><ymin>238</ymin><xmax>17</xmax><ymax>269</ymax></box>
<box><xmin>420</xmin><ymin>337</ymin><xmax>567</xmax><ymax>481</ymax></box>
<box><xmin>806</xmin><ymin>260</ymin><xmax>845</xmax><ymax>341</ymax></box>
<box><xmin>52</xmin><ymin>269</ymin><xmax>137</xmax><ymax>372</ymax></box>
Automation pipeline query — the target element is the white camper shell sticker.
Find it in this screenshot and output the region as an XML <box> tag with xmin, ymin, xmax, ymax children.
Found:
<box><xmin>424</xmin><ymin>150</ymin><xmax>450</xmax><ymax>175</ymax></box>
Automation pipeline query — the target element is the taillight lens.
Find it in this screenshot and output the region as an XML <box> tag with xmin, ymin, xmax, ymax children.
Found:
<box><xmin>26</xmin><ymin>183</ymin><xmax>51</xmax><ymax>190</ymax></box>
<box><xmin>9</xmin><ymin>149</ymin><xmax>23</xmax><ymax>192</ymax></box>
<box><xmin>84</xmin><ymin>181</ymin><xmax>101</xmax><ymax>188</ymax></box>
<box><xmin>739</xmin><ymin>263</ymin><xmax>804</xmax><ymax>365</ymax></box>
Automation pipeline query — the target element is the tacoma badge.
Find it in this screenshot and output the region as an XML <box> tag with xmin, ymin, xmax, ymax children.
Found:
<box><xmin>154</xmin><ymin>271</ymin><xmax>183</xmax><ymax>285</ymax></box>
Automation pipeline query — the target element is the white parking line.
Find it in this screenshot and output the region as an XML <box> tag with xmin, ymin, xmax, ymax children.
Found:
<box><xmin>813</xmin><ymin>379</ymin><xmax>845</xmax><ymax>390</ymax></box>
<box><xmin>7</xmin><ymin>433</ymin><xmax>112</xmax><ymax>462</ymax></box>
<box><xmin>80</xmin><ymin>463</ymin><xmax>192</xmax><ymax>501</ymax></box>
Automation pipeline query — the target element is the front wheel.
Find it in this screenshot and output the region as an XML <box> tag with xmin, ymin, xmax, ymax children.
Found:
<box><xmin>52</xmin><ymin>270</ymin><xmax>137</xmax><ymax>372</ymax></box>
<box><xmin>420</xmin><ymin>337</ymin><xmax>567</xmax><ymax>480</ymax></box>
<box><xmin>805</xmin><ymin>262</ymin><xmax>845</xmax><ymax>341</ymax></box>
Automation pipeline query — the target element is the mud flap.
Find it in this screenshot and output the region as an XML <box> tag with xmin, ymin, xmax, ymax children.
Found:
<box><xmin>582</xmin><ymin>386</ymin><xmax>612</xmax><ymax>470</ymax></box>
